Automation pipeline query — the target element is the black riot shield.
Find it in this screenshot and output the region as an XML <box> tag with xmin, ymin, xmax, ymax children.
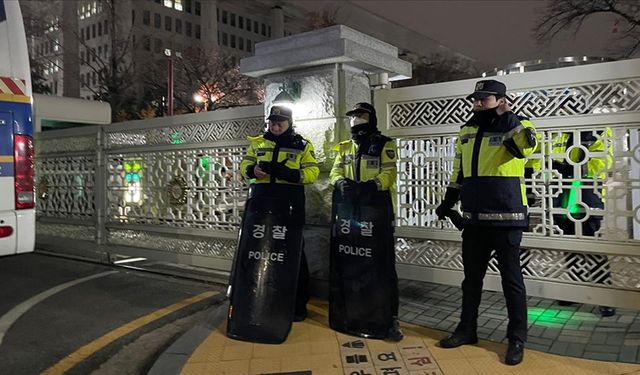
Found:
<box><xmin>226</xmin><ymin>196</ymin><xmax>303</xmax><ymax>344</ymax></box>
<box><xmin>329</xmin><ymin>189</ymin><xmax>395</xmax><ymax>339</ymax></box>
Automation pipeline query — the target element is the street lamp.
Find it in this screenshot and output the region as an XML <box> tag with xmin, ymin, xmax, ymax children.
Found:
<box><xmin>164</xmin><ymin>49</ymin><xmax>182</xmax><ymax>116</ymax></box>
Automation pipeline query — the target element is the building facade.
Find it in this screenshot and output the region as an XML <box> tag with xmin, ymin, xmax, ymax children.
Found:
<box><xmin>24</xmin><ymin>0</ymin><xmax>472</xmax><ymax>105</ymax></box>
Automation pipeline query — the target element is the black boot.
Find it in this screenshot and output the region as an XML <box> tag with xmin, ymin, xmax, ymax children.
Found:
<box><xmin>439</xmin><ymin>333</ymin><xmax>478</xmax><ymax>348</ymax></box>
<box><xmin>505</xmin><ymin>339</ymin><xmax>524</xmax><ymax>365</ymax></box>
<box><xmin>599</xmin><ymin>306</ymin><xmax>616</xmax><ymax>317</ymax></box>
<box><xmin>386</xmin><ymin>318</ymin><xmax>403</xmax><ymax>342</ymax></box>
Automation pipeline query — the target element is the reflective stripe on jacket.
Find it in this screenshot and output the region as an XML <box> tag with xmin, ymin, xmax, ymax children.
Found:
<box><xmin>450</xmin><ymin>112</ymin><xmax>537</xmax><ymax>227</ymax></box>
<box><xmin>240</xmin><ymin>133</ymin><xmax>319</xmax><ymax>185</ymax></box>
<box><xmin>329</xmin><ymin>136</ymin><xmax>397</xmax><ymax>191</ymax></box>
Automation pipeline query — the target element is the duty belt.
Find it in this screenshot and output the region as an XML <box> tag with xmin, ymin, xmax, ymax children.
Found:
<box><xmin>463</xmin><ymin>212</ymin><xmax>526</xmax><ymax>221</ymax></box>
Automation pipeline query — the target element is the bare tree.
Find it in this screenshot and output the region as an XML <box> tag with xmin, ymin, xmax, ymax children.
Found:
<box><xmin>302</xmin><ymin>6</ymin><xmax>340</xmax><ymax>32</ymax></box>
<box><xmin>22</xmin><ymin>0</ymin><xmax>137</xmax><ymax>121</ymax></box>
<box><xmin>142</xmin><ymin>47</ymin><xmax>264</xmax><ymax>115</ymax></box>
<box><xmin>393</xmin><ymin>53</ymin><xmax>480</xmax><ymax>88</ymax></box>
<box><xmin>535</xmin><ymin>0</ymin><xmax>640</xmax><ymax>58</ymax></box>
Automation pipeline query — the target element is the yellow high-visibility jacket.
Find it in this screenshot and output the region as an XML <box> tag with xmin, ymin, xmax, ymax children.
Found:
<box><xmin>449</xmin><ymin>112</ymin><xmax>537</xmax><ymax>227</ymax></box>
<box><xmin>240</xmin><ymin>132</ymin><xmax>319</xmax><ymax>185</ymax></box>
<box><xmin>551</xmin><ymin>128</ymin><xmax>613</xmax><ymax>208</ymax></box>
<box><xmin>330</xmin><ymin>135</ymin><xmax>397</xmax><ymax>192</ymax></box>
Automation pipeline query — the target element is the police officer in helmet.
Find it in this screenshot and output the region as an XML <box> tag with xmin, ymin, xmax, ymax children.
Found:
<box><xmin>435</xmin><ymin>80</ymin><xmax>537</xmax><ymax>365</ymax></box>
<box><xmin>330</xmin><ymin>102</ymin><xmax>403</xmax><ymax>341</ymax></box>
<box><xmin>240</xmin><ymin>105</ymin><xmax>319</xmax><ymax>322</ymax></box>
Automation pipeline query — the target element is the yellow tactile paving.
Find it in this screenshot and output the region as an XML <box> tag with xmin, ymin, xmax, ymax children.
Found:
<box><xmin>182</xmin><ymin>298</ymin><xmax>640</xmax><ymax>375</ymax></box>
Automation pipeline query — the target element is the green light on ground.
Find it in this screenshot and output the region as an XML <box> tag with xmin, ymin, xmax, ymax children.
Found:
<box><xmin>528</xmin><ymin>308</ymin><xmax>575</xmax><ymax>328</ymax></box>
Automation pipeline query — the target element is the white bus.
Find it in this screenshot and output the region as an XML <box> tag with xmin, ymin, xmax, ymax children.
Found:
<box><xmin>0</xmin><ymin>0</ymin><xmax>35</xmax><ymax>256</ymax></box>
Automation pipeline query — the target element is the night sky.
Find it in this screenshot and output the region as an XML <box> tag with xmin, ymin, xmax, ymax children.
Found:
<box><xmin>297</xmin><ymin>0</ymin><xmax>625</xmax><ymax>68</ymax></box>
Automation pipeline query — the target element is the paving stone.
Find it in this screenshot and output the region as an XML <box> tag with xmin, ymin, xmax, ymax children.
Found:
<box><xmin>617</xmin><ymin>315</ymin><xmax>636</xmax><ymax>324</ymax></box>
<box><xmin>527</xmin><ymin>336</ymin><xmax>554</xmax><ymax>346</ymax></box>
<box><xmin>549</xmin><ymin>341</ymin><xmax>569</xmax><ymax>356</ymax></box>
<box><xmin>528</xmin><ymin>326</ymin><xmax>545</xmax><ymax>337</ymax></box>
<box><xmin>483</xmin><ymin>319</ymin><xmax>501</xmax><ymax>330</ymax></box>
<box><xmin>542</xmin><ymin>329</ymin><xmax>560</xmax><ymax>340</ymax></box>
<box><xmin>583</xmin><ymin>352</ymin><xmax>619</xmax><ymax>362</ymax></box>
<box><xmin>556</xmin><ymin>311</ymin><xmax>574</xmax><ymax>319</ymax></box>
<box><xmin>618</xmin><ymin>345</ymin><xmax>638</xmax><ymax>363</ymax></box>
<box><xmin>584</xmin><ymin>344</ymin><xmax>620</xmax><ymax>354</ymax></box>
<box><xmin>558</xmin><ymin>335</ymin><xmax>589</xmax><ymax>344</ymax></box>
<box><xmin>396</xmin><ymin>278</ymin><xmax>640</xmax><ymax>363</ymax></box>
<box><xmin>566</xmin><ymin>343</ymin><xmax>586</xmax><ymax>357</ymax></box>
<box><xmin>526</xmin><ymin>343</ymin><xmax>551</xmax><ymax>352</ymax></box>
<box><xmin>402</xmin><ymin>311</ymin><xmax>418</xmax><ymax>321</ymax></box>
<box><xmin>605</xmin><ymin>333</ymin><xmax>626</xmax><ymax>345</ymax></box>
<box><xmin>559</xmin><ymin>329</ymin><xmax>590</xmax><ymax>337</ymax></box>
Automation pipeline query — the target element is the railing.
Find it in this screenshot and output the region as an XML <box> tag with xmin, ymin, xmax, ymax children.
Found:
<box><xmin>35</xmin><ymin>59</ymin><xmax>640</xmax><ymax>308</ymax></box>
<box><xmin>377</xmin><ymin>58</ymin><xmax>640</xmax><ymax>308</ymax></box>
<box><xmin>36</xmin><ymin>106</ymin><xmax>264</xmax><ymax>269</ymax></box>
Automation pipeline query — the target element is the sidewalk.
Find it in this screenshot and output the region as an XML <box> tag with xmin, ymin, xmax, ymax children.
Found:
<box><xmin>152</xmin><ymin>279</ymin><xmax>640</xmax><ymax>374</ymax></box>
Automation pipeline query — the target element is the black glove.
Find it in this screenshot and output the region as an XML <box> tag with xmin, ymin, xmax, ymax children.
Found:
<box><xmin>335</xmin><ymin>178</ymin><xmax>356</xmax><ymax>199</ymax></box>
<box><xmin>443</xmin><ymin>209</ymin><xmax>465</xmax><ymax>231</ymax></box>
<box><xmin>359</xmin><ymin>180</ymin><xmax>378</xmax><ymax>195</ymax></box>
<box><xmin>270</xmin><ymin>159</ymin><xmax>301</xmax><ymax>183</ymax></box>
<box><xmin>435</xmin><ymin>188</ymin><xmax>460</xmax><ymax>219</ymax></box>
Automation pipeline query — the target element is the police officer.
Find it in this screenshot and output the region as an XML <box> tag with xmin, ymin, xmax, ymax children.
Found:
<box><xmin>435</xmin><ymin>80</ymin><xmax>537</xmax><ymax>366</ymax></box>
<box><xmin>551</xmin><ymin>128</ymin><xmax>615</xmax><ymax>317</ymax></box>
<box><xmin>330</xmin><ymin>102</ymin><xmax>402</xmax><ymax>341</ymax></box>
<box><xmin>240</xmin><ymin>105</ymin><xmax>319</xmax><ymax>321</ymax></box>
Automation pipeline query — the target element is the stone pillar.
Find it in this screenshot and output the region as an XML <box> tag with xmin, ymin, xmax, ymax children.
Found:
<box><xmin>240</xmin><ymin>25</ymin><xmax>411</xmax><ymax>297</ymax></box>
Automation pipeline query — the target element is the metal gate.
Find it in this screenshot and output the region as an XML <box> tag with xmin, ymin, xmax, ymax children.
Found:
<box><xmin>378</xmin><ymin>58</ymin><xmax>640</xmax><ymax>308</ymax></box>
<box><xmin>36</xmin><ymin>106</ymin><xmax>264</xmax><ymax>271</ymax></box>
<box><xmin>35</xmin><ymin>59</ymin><xmax>640</xmax><ymax>308</ymax></box>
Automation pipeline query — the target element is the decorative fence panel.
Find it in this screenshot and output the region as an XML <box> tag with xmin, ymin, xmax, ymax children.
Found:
<box><xmin>36</xmin><ymin>107</ymin><xmax>264</xmax><ymax>269</ymax></box>
<box><xmin>379</xmin><ymin>59</ymin><xmax>640</xmax><ymax>307</ymax></box>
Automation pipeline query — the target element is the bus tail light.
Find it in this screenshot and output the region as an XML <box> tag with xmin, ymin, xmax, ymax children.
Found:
<box><xmin>0</xmin><ymin>226</ymin><xmax>13</xmax><ymax>238</ymax></box>
<box><xmin>14</xmin><ymin>134</ymin><xmax>34</xmax><ymax>209</ymax></box>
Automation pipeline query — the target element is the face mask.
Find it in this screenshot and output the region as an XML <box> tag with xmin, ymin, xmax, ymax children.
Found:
<box><xmin>350</xmin><ymin>116</ymin><xmax>368</xmax><ymax>127</ymax></box>
<box><xmin>472</xmin><ymin>106</ymin><xmax>499</xmax><ymax>125</ymax></box>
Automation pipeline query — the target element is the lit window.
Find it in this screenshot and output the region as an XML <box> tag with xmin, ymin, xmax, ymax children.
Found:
<box><xmin>174</xmin><ymin>0</ymin><xmax>183</xmax><ymax>11</ymax></box>
<box><xmin>164</xmin><ymin>0</ymin><xmax>172</xmax><ymax>8</ymax></box>
<box><xmin>92</xmin><ymin>2</ymin><xmax>97</xmax><ymax>15</ymax></box>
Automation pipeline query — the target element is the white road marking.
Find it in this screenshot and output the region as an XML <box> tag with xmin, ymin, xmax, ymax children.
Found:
<box><xmin>0</xmin><ymin>270</ymin><xmax>118</xmax><ymax>346</ymax></box>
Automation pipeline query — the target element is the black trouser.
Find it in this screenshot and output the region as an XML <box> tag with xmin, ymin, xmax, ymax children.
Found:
<box><xmin>455</xmin><ymin>226</ymin><xmax>528</xmax><ymax>343</ymax></box>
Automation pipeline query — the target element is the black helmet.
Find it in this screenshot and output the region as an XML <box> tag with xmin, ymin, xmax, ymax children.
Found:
<box><xmin>346</xmin><ymin>102</ymin><xmax>377</xmax><ymax>128</ymax></box>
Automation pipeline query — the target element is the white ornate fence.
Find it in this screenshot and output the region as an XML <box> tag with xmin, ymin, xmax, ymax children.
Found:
<box><xmin>36</xmin><ymin>106</ymin><xmax>264</xmax><ymax>270</ymax></box>
<box><xmin>377</xmin><ymin>58</ymin><xmax>640</xmax><ymax>308</ymax></box>
<box><xmin>35</xmin><ymin>59</ymin><xmax>640</xmax><ymax>308</ymax></box>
